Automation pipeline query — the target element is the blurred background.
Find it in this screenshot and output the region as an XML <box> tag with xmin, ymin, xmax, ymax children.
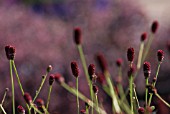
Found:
<box><xmin>0</xmin><ymin>0</ymin><xmax>170</xmax><ymax>113</ymax></box>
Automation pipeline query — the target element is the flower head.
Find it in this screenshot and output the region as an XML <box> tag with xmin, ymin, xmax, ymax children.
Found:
<box><xmin>17</xmin><ymin>105</ymin><xmax>25</xmax><ymax>114</ymax></box>
<box><xmin>151</xmin><ymin>21</ymin><xmax>159</xmax><ymax>33</ymax></box>
<box><xmin>127</xmin><ymin>47</ymin><xmax>135</xmax><ymax>62</ymax></box>
<box><xmin>138</xmin><ymin>107</ymin><xmax>145</xmax><ymax>114</ymax></box>
<box><xmin>88</xmin><ymin>64</ymin><xmax>95</xmax><ymax>80</ymax></box>
<box><xmin>55</xmin><ymin>73</ymin><xmax>65</xmax><ymax>84</ymax></box>
<box><xmin>5</xmin><ymin>45</ymin><xmax>16</xmax><ymax>60</ymax></box>
<box><xmin>24</xmin><ymin>93</ymin><xmax>32</xmax><ymax>105</ymax></box>
<box><xmin>71</xmin><ymin>61</ymin><xmax>79</xmax><ymax>78</ymax></box>
<box><xmin>47</xmin><ymin>65</ymin><xmax>52</xmax><ymax>73</ymax></box>
<box><xmin>143</xmin><ymin>62</ymin><xmax>151</xmax><ymax>78</ymax></box>
<box><xmin>96</xmin><ymin>53</ymin><xmax>108</xmax><ymax>72</ymax></box>
<box><xmin>36</xmin><ymin>98</ymin><xmax>45</xmax><ymax>107</ymax></box>
<box><xmin>116</xmin><ymin>58</ymin><xmax>123</xmax><ymax>67</ymax></box>
<box><xmin>157</xmin><ymin>50</ymin><xmax>164</xmax><ymax>62</ymax></box>
<box><xmin>74</xmin><ymin>27</ymin><xmax>82</xmax><ymax>45</ymax></box>
<box><xmin>49</xmin><ymin>74</ymin><xmax>55</xmax><ymax>85</ymax></box>
<box><xmin>141</xmin><ymin>32</ymin><xmax>147</xmax><ymax>41</ymax></box>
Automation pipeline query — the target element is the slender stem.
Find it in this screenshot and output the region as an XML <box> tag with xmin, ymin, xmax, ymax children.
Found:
<box><xmin>95</xmin><ymin>94</ymin><xmax>100</xmax><ymax>114</ymax></box>
<box><xmin>104</xmin><ymin>71</ymin><xmax>121</xmax><ymax>113</ymax></box>
<box><xmin>33</xmin><ymin>72</ymin><xmax>48</xmax><ymax>102</ymax></box>
<box><xmin>145</xmin><ymin>78</ymin><xmax>149</xmax><ymax>106</ymax></box>
<box><xmin>90</xmin><ymin>82</ymin><xmax>94</xmax><ymax>114</ymax></box>
<box><xmin>156</xmin><ymin>93</ymin><xmax>170</xmax><ymax>108</ymax></box>
<box><xmin>133</xmin><ymin>84</ymin><xmax>140</xmax><ymax>108</ymax></box>
<box><xmin>61</xmin><ymin>82</ymin><xmax>107</xmax><ymax>114</ymax></box>
<box><xmin>46</xmin><ymin>85</ymin><xmax>53</xmax><ymax>110</ymax></box>
<box><xmin>86</xmin><ymin>106</ymin><xmax>89</xmax><ymax>114</ymax></box>
<box><xmin>76</xmin><ymin>78</ymin><xmax>79</xmax><ymax>114</ymax></box>
<box><xmin>148</xmin><ymin>63</ymin><xmax>161</xmax><ymax>106</ymax></box>
<box><xmin>137</xmin><ymin>42</ymin><xmax>144</xmax><ymax>70</ymax></box>
<box><xmin>12</xmin><ymin>61</ymin><xmax>30</xmax><ymax>114</ymax></box>
<box><xmin>1</xmin><ymin>89</ymin><xmax>8</xmax><ymax>105</ymax></box>
<box><xmin>0</xmin><ymin>104</ymin><xmax>7</xmax><ymax>114</ymax></box>
<box><xmin>77</xmin><ymin>45</ymin><xmax>90</xmax><ymax>85</ymax></box>
<box><xmin>12</xmin><ymin>61</ymin><xmax>24</xmax><ymax>94</ymax></box>
<box><xmin>77</xmin><ymin>45</ymin><xmax>94</xmax><ymax>111</ymax></box>
<box><xmin>142</xmin><ymin>33</ymin><xmax>154</xmax><ymax>63</ymax></box>
<box><xmin>42</xmin><ymin>106</ymin><xmax>49</xmax><ymax>114</ymax></box>
<box><xmin>10</xmin><ymin>60</ymin><xmax>15</xmax><ymax>114</ymax></box>
<box><xmin>129</xmin><ymin>75</ymin><xmax>134</xmax><ymax>114</ymax></box>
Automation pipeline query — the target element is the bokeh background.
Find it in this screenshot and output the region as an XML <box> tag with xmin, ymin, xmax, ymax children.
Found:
<box><xmin>0</xmin><ymin>0</ymin><xmax>170</xmax><ymax>113</ymax></box>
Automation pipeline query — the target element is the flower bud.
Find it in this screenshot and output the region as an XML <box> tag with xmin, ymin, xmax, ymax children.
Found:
<box><xmin>5</xmin><ymin>45</ymin><xmax>16</xmax><ymax>60</ymax></box>
<box><xmin>24</xmin><ymin>93</ymin><xmax>32</xmax><ymax>105</ymax></box>
<box><xmin>143</xmin><ymin>62</ymin><xmax>151</xmax><ymax>78</ymax></box>
<box><xmin>17</xmin><ymin>105</ymin><xmax>25</xmax><ymax>114</ymax></box>
<box><xmin>141</xmin><ymin>32</ymin><xmax>147</xmax><ymax>41</ymax></box>
<box><xmin>151</xmin><ymin>21</ymin><xmax>159</xmax><ymax>33</ymax></box>
<box><xmin>55</xmin><ymin>73</ymin><xmax>65</xmax><ymax>84</ymax></box>
<box><xmin>157</xmin><ymin>50</ymin><xmax>164</xmax><ymax>62</ymax></box>
<box><xmin>49</xmin><ymin>74</ymin><xmax>55</xmax><ymax>85</ymax></box>
<box><xmin>74</xmin><ymin>27</ymin><xmax>82</xmax><ymax>45</ymax></box>
<box><xmin>47</xmin><ymin>65</ymin><xmax>52</xmax><ymax>73</ymax></box>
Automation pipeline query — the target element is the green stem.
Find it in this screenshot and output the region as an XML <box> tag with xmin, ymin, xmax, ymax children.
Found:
<box><xmin>133</xmin><ymin>84</ymin><xmax>140</xmax><ymax>108</ymax></box>
<box><xmin>0</xmin><ymin>104</ymin><xmax>7</xmax><ymax>114</ymax></box>
<box><xmin>104</xmin><ymin>71</ymin><xmax>121</xmax><ymax>113</ymax></box>
<box><xmin>76</xmin><ymin>78</ymin><xmax>79</xmax><ymax>114</ymax></box>
<box><xmin>12</xmin><ymin>61</ymin><xmax>24</xmax><ymax>94</ymax></box>
<box><xmin>77</xmin><ymin>45</ymin><xmax>94</xmax><ymax>112</ymax></box>
<box><xmin>33</xmin><ymin>72</ymin><xmax>48</xmax><ymax>102</ymax></box>
<box><xmin>86</xmin><ymin>106</ymin><xmax>89</xmax><ymax>114</ymax></box>
<box><xmin>12</xmin><ymin>61</ymin><xmax>30</xmax><ymax>114</ymax></box>
<box><xmin>46</xmin><ymin>85</ymin><xmax>53</xmax><ymax>110</ymax></box>
<box><xmin>129</xmin><ymin>75</ymin><xmax>134</xmax><ymax>114</ymax></box>
<box><xmin>77</xmin><ymin>45</ymin><xmax>90</xmax><ymax>85</ymax></box>
<box><xmin>10</xmin><ymin>60</ymin><xmax>15</xmax><ymax>114</ymax></box>
<box><xmin>145</xmin><ymin>78</ymin><xmax>149</xmax><ymax>106</ymax></box>
<box><xmin>1</xmin><ymin>89</ymin><xmax>8</xmax><ymax>105</ymax></box>
<box><xmin>137</xmin><ymin>42</ymin><xmax>144</xmax><ymax>70</ymax></box>
<box><xmin>61</xmin><ymin>82</ymin><xmax>107</xmax><ymax>114</ymax></box>
<box><xmin>95</xmin><ymin>94</ymin><xmax>100</xmax><ymax>114</ymax></box>
<box><xmin>142</xmin><ymin>33</ymin><xmax>154</xmax><ymax>63</ymax></box>
<box><xmin>90</xmin><ymin>82</ymin><xmax>94</xmax><ymax>114</ymax></box>
<box><xmin>156</xmin><ymin>93</ymin><xmax>170</xmax><ymax>108</ymax></box>
<box><xmin>148</xmin><ymin>63</ymin><xmax>161</xmax><ymax>106</ymax></box>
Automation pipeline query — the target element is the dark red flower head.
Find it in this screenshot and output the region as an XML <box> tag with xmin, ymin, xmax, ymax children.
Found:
<box><xmin>151</xmin><ymin>21</ymin><xmax>159</xmax><ymax>33</ymax></box>
<box><xmin>55</xmin><ymin>73</ymin><xmax>65</xmax><ymax>84</ymax></box>
<box><xmin>36</xmin><ymin>98</ymin><xmax>45</xmax><ymax>107</ymax></box>
<box><xmin>5</xmin><ymin>45</ymin><xmax>16</xmax><ymax>60</ymax></box>
<box><xmin>116</xmin><ymin>58</ymin><xmax>123</xmax><ymax>67</ymax></box>
<box><xmin>157</xmin><ymin>50</ymin><xmax>164</xmax><ymax>62</ymax></box>
<box><xmin>96</xmin><ymin>53</ymin><xmax>108</xmax><ymax>72</ymax></box>
<box><xmin>128</xmin><ymin>66</ymin><xmax>135</xmax><ymax>77</ymax></box>
<box><xmin>138</xmin><ymin>107</ymin><xmax>145</xmax><ymax>114</ymax></box>
<box><xmin>74</xmin><ymin>27</ymin><xmax>82</xmax><ymax>45</ymax></box>
<box><xmin>97</xmin><ymin>73</ymin><xmax>106</xmax><ymax>85</ymax></box>
<box><xmin>80</xmin><ymin>109</ymin><xmax>86</xmax><ymax>114</ymax></box>
<box><xmin>47</xmin><ymin>65</ymin><xmax>52</xmax><ymax>73</ymax></box>
<box><xmin>17</xmin><ymin>105</ymin><xmax>25</xmax><ymax>114</ymax></box>
<box><xmin>71</xmin><ymin>61</ymin><xmax>79</xmax><ymax>78</ymax></box>
<box><xmin>88</xmin><ymin>64</ymin><xmax>95</xmax><ymax>80</ymax></box>
<box><xmin>127</xmin><ymin>47</ymin><xmax>135</xmax><ymax>62</ymax></box>
<box><xmin>93</xmin><ymin>85</ymin><xmax>99</xmax><ymax>94</ymax></box>
<box><xmin>141</xmin><ymin>32</ymin><xmax>147</xmax><ymax>41</ymax></box>
<box><xmin>49</xmin><ymin>74</ymin><xmax>55</xmax><ymax>85</ymax></box>
<box><xmin>24</xmin><ymin>93</ymin><xmax>32</xmax><ymax>105</ymax></box>
<box><xmin>143</xmin><ymin>62</ymin><xmax>151</xmax><ymax>78</ymax></box>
